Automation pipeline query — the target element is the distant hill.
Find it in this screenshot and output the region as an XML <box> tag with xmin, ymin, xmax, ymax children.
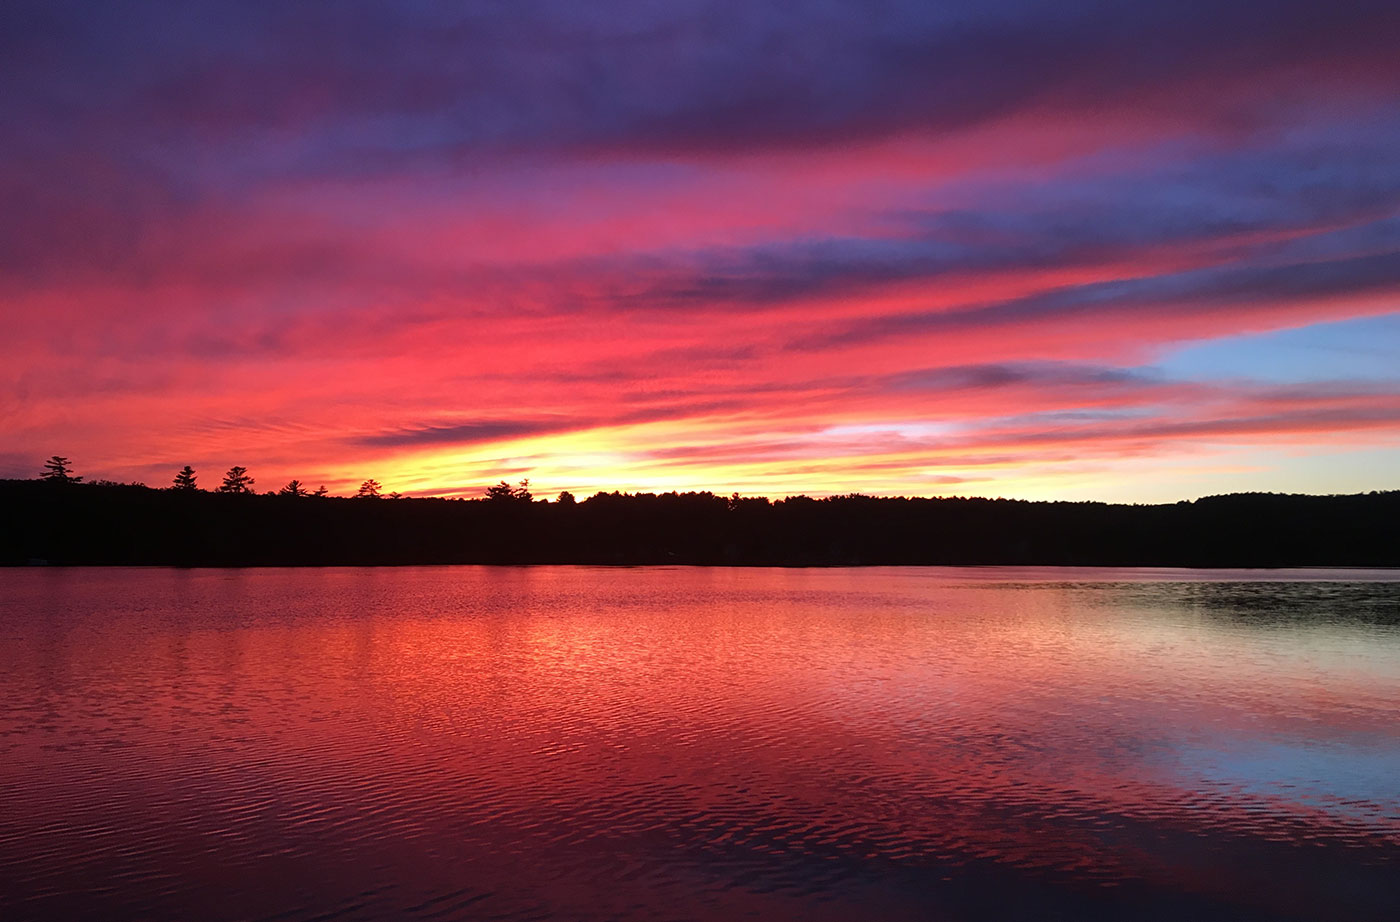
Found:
<box><xmin>1</xmin><ymin>479</ymin><xmax>1396</xmax><ymax>567</ymax></box>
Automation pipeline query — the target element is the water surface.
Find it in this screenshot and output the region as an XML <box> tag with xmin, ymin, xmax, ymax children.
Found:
<box><xmin>1</xmin><ymin>566</ymin><xmax>1398</xmax><ymax>920</ymax></box>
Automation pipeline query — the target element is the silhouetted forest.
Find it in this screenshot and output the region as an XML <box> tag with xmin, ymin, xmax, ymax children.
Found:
<box><xmin>2</xmin><ymin>478</ymin><xmax>1397</xmax><ymax>567</ymax></box>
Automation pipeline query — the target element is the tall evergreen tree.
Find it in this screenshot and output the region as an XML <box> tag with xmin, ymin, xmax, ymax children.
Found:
<box><xmin>485</xmin><ymin>479</ymin><xmax>531</xmax><ymax>502</ymax></box>
<box><xmin>218</xmin><ymin>466</ymin><xmax>255</xmax><ymax>494</ymax></box>
<box><xmin>355</xmin><ymin>479</ymin><xmax>382</xmax><ymax>499</ymax></box>
<box><xmin>172</xmin><ymin>466</ymin><xmax>198</xmax><ymax>490</ymax></box>
<box><xmin>41</xmin><ymin>456</ymin><xmax>81</xmax><ymax>482</ymax></box>
<box><xmin>279</xmin><ymin>479</ymin><xmax>308</xmax><ymax>497</ymax></box>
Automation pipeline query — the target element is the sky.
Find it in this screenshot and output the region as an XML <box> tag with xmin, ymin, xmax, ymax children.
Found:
<box><xmin>3</xmin><ymin>0</ymin><xmax>1399</xmax><ymax>501</ymax></box>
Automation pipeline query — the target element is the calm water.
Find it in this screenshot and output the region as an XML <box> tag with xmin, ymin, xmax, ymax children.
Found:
<box><xmin>1</xmin><ymin>567</ymin><xmax>1398</xmax><ymax>921</ymax></box>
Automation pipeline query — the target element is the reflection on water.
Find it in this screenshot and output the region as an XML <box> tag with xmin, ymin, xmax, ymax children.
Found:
<box><xmin>1</xmin><ymin>566</ymin><xmax>1397</xmax><ymax>921</ymax></box>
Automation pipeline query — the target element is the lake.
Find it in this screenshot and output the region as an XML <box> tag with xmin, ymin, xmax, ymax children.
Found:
<box><xmin>1</xmin><ymin>566</ymin><xmax>1397</xmax><ymax>921</ymax></box>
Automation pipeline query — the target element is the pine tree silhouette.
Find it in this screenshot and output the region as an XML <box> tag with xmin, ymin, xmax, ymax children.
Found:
<box><xmin>486</xmin><ymin>479</ymin><xmax>531</xmax><ymax>502</ymax></box>
<box><xmin>173</xmin><ymin>466</ymin><xmax>198</xmax><ymax>490</ymax></box>
<box><xmin>218</xmin><ymin>466</ymin><xmax>255</xmax><ymax>494</ymax></box>
<box><xmin>41</xmin><ymin>456</ymin><xmax>81</xmax><ymax>483</ymax></box>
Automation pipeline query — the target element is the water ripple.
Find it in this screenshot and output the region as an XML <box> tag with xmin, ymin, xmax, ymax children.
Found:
<box><xmin>1</xmin><ymin>566</ymin><xmax>1397</xmax><ymax>921</ymax></box>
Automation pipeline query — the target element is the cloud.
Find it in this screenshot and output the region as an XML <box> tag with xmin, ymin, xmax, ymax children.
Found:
<box><xmin>357</xmin><ymin>419</ymin><xmax>576</xmax><ymax>448</ymax></box>
<box><xmin>11</xmin><ymin>1</ymin><xmax>1399</xmax><ymax>161</ymax></box>
<box><xmin>789</xmin><ymin>244</ymin><xmax>1400</xmax><ymax>354</ymax></box>
<box><xmin>4</xmin><ymin>0</ymin><xmax>1400</xmax><ymax>497</ymax></box>
<box><xmin>883</xmin><ymin>363</ymin><xmax>1155</xmax><ymax>393</ymax></box>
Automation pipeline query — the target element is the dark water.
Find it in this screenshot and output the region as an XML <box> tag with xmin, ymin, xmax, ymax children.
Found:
<box><xmin>1</xmin><ymin>567</ymin><xmax>1398</xmax><ymax>921</ymax></box>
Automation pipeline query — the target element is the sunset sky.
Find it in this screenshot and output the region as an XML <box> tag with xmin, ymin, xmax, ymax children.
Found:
<box><xmin>3</xmin><ymin>1</ymin><xmax>1399</xmax><ymax>501</ymax></box>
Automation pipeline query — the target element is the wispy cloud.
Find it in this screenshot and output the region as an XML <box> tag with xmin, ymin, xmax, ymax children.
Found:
<box><xmin>3</xmin><ymin>0</ymin><xmax>1399</xmax><ymax>498</ymax></box>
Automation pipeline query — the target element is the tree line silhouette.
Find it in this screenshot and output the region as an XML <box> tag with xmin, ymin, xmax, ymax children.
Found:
<box><xmin>41</xmin><ymin>457</ymin><xmax>423</xmax><ymax>499</ymax></box>
<box><xmin>42</xmin><ymin>457</ymin><xmax>543</xmax><ymax>505</ymax></box>
<box><xmin>5</xmin><ymin>457</ymin><xmax>1397</xmax><ymax>567</ymax></box>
